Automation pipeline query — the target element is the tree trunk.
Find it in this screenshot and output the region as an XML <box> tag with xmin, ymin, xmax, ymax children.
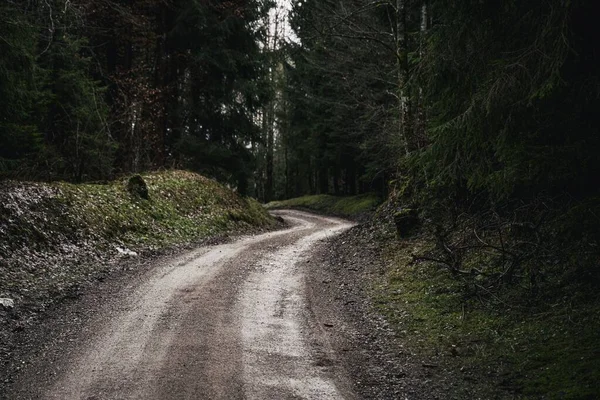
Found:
<box><xmin>264</xmin><ymin>12</ymin><xmax>280</xmax><ymax>202</ymax></box>
<box><xmin>396</xmin><ymin>0</ymin><xmax>411</xmax><ymax>156</ymax></box>
<box><xmin>265</xmin><ymin>107</ymin><xmax>274</xmax><ymax>201</ymax></box>
<box><xmin>415</xmin><ymin>1</ymin><xmax>429</xmax><ymax>150</ymax></box>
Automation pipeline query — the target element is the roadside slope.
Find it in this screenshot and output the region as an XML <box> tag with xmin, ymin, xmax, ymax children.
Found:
<box><xmin>0</xmin><ymin>170</ymin><xmax>278</xmax><ymax>384</ymax></box>
<box><xmin>265</xmin><ymin>193</ymin><xmax>381</xmax><ymax>220</ymax></box>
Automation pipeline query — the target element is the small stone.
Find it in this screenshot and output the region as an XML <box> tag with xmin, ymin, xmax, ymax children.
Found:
<box><xmin>0</xmin><ymin>298</ymin><xmax>14</xmax><ymax>309</ymax></box>
<box><xmin>115</xmin><ymin>246</ymin><xmax>138</xmax><ymax>257</ymax></box>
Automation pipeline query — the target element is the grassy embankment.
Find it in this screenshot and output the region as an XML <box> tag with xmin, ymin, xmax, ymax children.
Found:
<box><xmin>370</xmin><ymin>211</ymin><xmax>600</xmax><ymax>398</ymax></box>
<box><xmin>0</xmin><ymin>170</ymin><xmax>277</xmax><ymax>311</ymax></box>
<box><xmin>265</xmin><ymin>193</ymin><xmax>381</xmax><ymax>219</ymax></box>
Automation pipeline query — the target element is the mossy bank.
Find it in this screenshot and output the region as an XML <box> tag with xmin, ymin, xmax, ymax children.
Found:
<box><xmin>369</xmin><ymin>234</ymin><xmax>600</xmax><ymax>399</ymax></box>
<box><xmin>274</xmin><ymin>194</ymin><xmax>600</xmax><ymax>399</ymax></box>
<box><xmin>265</xmin><ymin>193</ymin><xmax>381</xmax><ymax>219</ymax></box>
<box><xmin>368</xmin><ymin>201</ymin><xmax>600</xmax><ymax>399</ymax></box>
<box><xmin>0</xmin><ymin>170</ymin><xmax>278</xmax><ymax>331</ymax></box>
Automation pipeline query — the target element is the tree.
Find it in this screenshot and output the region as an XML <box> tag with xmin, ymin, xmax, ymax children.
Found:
<box><xmin>40</xmin><ymin>2</ymin><xmax>114</xmax><ymax>181</ymax></box>
<box><xmin>280</xmin><ymin>0</ymin><xmax>405</xmax><ymax>197</ymax></box>
<box><xmin>0</xmin><ymin>0</ymin><xmax>275</xmax><ymax>192</ymax></box>
<box><xmin>170</xmin><ymin>0</ymin><xmax>272</xmax><ymax>194</ymax></box>
<box><xmin>0</xmin><ymin>2</ymin><xmax>45</xmax><ymax>177</ymax></box>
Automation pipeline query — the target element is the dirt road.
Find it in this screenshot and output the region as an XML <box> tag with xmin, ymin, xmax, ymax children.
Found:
<box><xmin>7</xmin><ymin>210</ymin><xmax>356</xmax><ymax>400</ymax></box>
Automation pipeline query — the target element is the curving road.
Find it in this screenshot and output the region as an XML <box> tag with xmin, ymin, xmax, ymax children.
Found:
<box><xmin>10</xmin><ymin>210</ymin><xmax>356</xmax><ymax>400</ymax></box>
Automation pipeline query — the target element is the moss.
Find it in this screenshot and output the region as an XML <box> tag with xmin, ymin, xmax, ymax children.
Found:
<box><xmin>265</xmin><ymin>193</ymin><xmax>381</xmax><ymax>218</ymax></box>
<box><xmin>50</xmin><ymin>170</ymin><xmax>277</xmax><ymax>247</ymax></box>
<box><xmin>0</xmin><ymin>170</ymin><xmax>277</xmax><ymax>310</ymax></box>
<box><xmin>373</xmin><ymin>236</ymin><xmax>600</xmax><ymax>399</ymax></box>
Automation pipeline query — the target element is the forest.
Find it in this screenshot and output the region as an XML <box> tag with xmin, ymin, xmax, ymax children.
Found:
<box><xmin>4</xmin><ymin>0</ymin><xmax>598</xmax><ymax>280</ymax></box>
<box><xmin>2</xmin><ymin>0</ymin><xmax>598</xmax><ymax>201</ymax></box>
<box><xmin>1</xmin><ymin>0</ymin><xmax>271</xmax><ymax>193</ymax></box>
<box><xmin>279</xmin><ymin>0</ymin><xmax>600</xmax><ymax>289</ymax></box>
<box><xmin>3</xmin><ymin>0</ymin><xmax>599</xmax><ymax>202</ymax></box>
<box><xmin>1</xmin><ymin>0</ymin><xmax>599</xmax><ymax>396</ymax></box>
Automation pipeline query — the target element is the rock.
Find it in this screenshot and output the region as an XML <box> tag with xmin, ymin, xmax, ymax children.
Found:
<box><xmin>393</xmin><ymin>208</ymin><xmax>419</xmax><ymax>238</ymax></box>
<box><xmin>0</xmin><ymin>298</ymin><xmax>14</xmax><ymax>309</ymax></box>
<box><xmin>127</xmin><ymin>175</ymin><xmax>149</xmax><ymax>200</ymax></box>
<box><xmin>116</xmin><ymin>246</ymin><xmax>138</xmax><ymax>257</ymax></box>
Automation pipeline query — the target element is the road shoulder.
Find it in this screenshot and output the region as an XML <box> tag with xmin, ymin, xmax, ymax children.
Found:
<box><xmin>305</xmin><ymin>223</ymin><xmax>451</xmax><ymax>400</ymax></box>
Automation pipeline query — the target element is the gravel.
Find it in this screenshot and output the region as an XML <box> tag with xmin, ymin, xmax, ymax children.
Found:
<box><xmin>306</xmin><ymin>222</ymin><xmax>455</xmax><ymax>400</ymax></box>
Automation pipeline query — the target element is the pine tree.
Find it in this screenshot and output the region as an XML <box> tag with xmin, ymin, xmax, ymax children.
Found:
<box><xmin>170</xmin><ymin>0</ymin><xmax>271</xmax><ymax>194</ymax></box>
<box><xmin>0</xmin><ymin>2</ymin><xmax>44</xmax><ymax>177</ymax></box>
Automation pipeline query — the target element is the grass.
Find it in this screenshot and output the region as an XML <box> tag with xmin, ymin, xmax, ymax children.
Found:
<box><xmin>265</xmin><ymin>193</ymin><xmax>381</xmax><ymax>218</ymax></box>
<box><xmin>60</xmin><ymin>170</ymin><xmax>274</xmax><ymax>247</ymax></box>
<box><xmin>0</xmin><ymin>170</ymin><xmax>277</xmax><ymax>309</ymax></box>
<box><xmin>373</xmin><ymin>235</ymin><xmax>600</xmax><ymax>399</ymax></box>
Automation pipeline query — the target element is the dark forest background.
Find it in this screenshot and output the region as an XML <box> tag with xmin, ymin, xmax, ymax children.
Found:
<box><xmin>1</xmin><ymin>0</ymin><xmax>271</xmax><ymax>194</ymax></box>
<box><xmin>2</xmin><ymin>0</ymin><xmax>599</xmax><ymax>275</ymax></box>
<box><xmin>2</xmin><ymin>0</ymin><xmax>598</xmax><ymax>202</ymax></box>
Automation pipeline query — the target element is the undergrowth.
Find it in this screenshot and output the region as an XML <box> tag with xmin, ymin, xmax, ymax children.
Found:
<box><xmin>373</xmin><ymin>233</ymin><xmax>600</xmax><ymax>399</ymax></box>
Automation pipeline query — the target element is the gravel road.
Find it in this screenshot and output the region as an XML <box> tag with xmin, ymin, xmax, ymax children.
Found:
<box><xmin>6</xmin><ymin>210</ymin><xmax>357</xmax><ymax>400</ymax></box>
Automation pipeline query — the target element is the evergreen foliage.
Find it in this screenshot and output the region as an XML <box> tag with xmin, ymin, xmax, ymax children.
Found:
<box><xmin>279</xmin><ymin>1</ymin><xmax>600</xmax><ymax>332</ymax></box>
<box><xmin>0</xmin><ymin>0</ymin><xmax>274</xmax><ymax>190</ymax></box>
<box><xmin>0</xmin><ymin>2</ymin><xmax>44</xmax><ymax>175</ymax></box>
<box><xmin>171</xmin><ymin>0</ymin><xmax>268</xmax><ymax>194</ymax></box>
<box><xmin>418</xmin><ymin>0</ymin><xmax>600</xmax><ymax>202</ymax></box>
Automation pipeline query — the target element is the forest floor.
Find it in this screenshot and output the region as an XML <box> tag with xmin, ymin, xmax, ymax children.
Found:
<box><xmin>306</xmin><ymin>221</ymin><xmax>513</xmax><ymax>399</ymax></box>
<box><xmin>1</xmin><ymin>184</ymin><xmax>598</xmax><ymax>399</ymax></box>
<box><xmin>265</xmin><ymin>193</ymin><xmax>381</xmax><ymax>221</ymax></box>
